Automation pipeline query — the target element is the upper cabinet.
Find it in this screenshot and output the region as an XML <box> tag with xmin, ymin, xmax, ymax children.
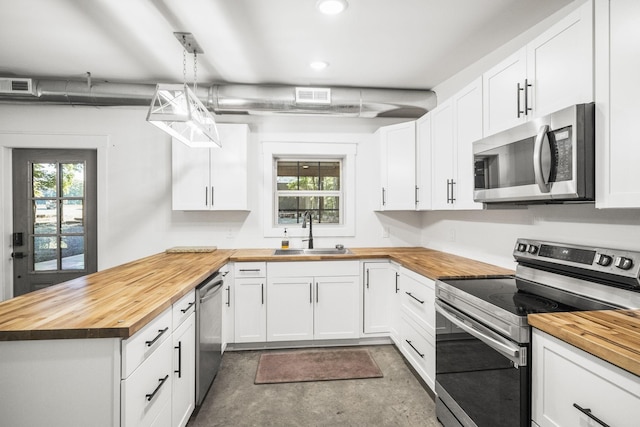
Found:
<box><xmin>172</xmin><ymin>123</ymin><xmax>249</xmax><ymax>211</ymax></box>
<box><xmin>415</xmin><ymin>113</ymin><xmax>432</xmax><ymax>211</ymax></box>
<box><xmin>377</xmin><ymin>121</ymin><xmax>417</xmax><ymax>210</ymax></box>
<box><xmin>595</xmin><ymin>0</ymin><xmax>640</xmax><ymax>208</ymax></box>
<box><xmin>483</xmin><ymin>1</ymin><xmax>594</xmax><ymax>137</ymax></box>
<box><xmin>431</xmin><ymin>78</ymin><xmax>484</xmax><ymax>211</ymax></box>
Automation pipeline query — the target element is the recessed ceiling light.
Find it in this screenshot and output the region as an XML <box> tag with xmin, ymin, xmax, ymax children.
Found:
<box><xmin>310</xmin><ymin>61</ymin><xmax>329</xmax><ymax>70</ymax></box>
<box><xmin>316</xmin><ymin>0</ymin><xmax>348</xmax><ymax>15</ymax></box>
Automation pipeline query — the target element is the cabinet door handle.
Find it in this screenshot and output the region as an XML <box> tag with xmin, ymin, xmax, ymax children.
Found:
<box><xmin>316</xmin><ymin>282</ymin><xmax>319</xmax><ymax>303</ymax></box>
<box><xmin>395</xmin><ymin>272</ymin><xmax>399</xmax><ymax>293</ymax></box>
<box><xmin>415</xmin><ymin>185</ymin><xmax>419</xmax><ymax>205</ymax></box>
<box><xmin>226</xmin><ymin>286</ymin><xmax>231</xmax><ymax>307</ymax></box>
<box><xmin>524</xmin><ymin>78</ymin><xmax>532</xmax><ymax>116</ymax></box>
<box><xmin>450</xmin><ymin>180</ymin><xmax>456</xmax><ymax>203</ymax></box>
<box><xmin>309</xmin><ymin>283</ymin><xmax>313</xmax><ymax>304</ymax></box>
<box><xmin>572</xmin><ymin>404</ymin><xmax>610</xmax><ymax>427</ymax></box>
<box><xmin>382</xmin><ymin>187</ymin><xmax>386</xmax><ymax>206</ymax></box>
<box><xmin>145</xmin><ymin>327</ymin><xmax>169</xmax><ymax>347</ymax></box>
<box><xmin>211</xmin><ymin>186</ymin><xmax>215</xmax><ymax>207</ymax></box>
<box><xmin>405</xmin><ymin>291</ymin><xmax>425</xmax><ymax>304</ymax></box>
<box><xmin>146</xmin><ymin>375</ymin><xmax>169</xmax><ymax>402</ymax></box>
<box><xmin>174</xmin><ymin>342</ymin><xmax>182</xmax><ymax>378</ymax></box>
<box><xmin>180</xmin><ymin>301</ymin><xmax>195</xmax><ymax>313</ymax></box>
<box><xmin>517</xmin><ymin>82</ymin><xmax>524</xmax><ymax>118</ymax></box>
<box><xmin>261</xmin><ymin>283</ymin><xmax>264</xmax><ymax>305</ymax></box>
<box><xmin>205</xmin><ymin>186</ymin><xmax>208</xmax><ymax>206</ymax></box>
<box><xmin>405</xmin><ymin>340</ymin><xmax>425</xmax><ymax>358</ymax></box>
<box><xmin>366</xmin><ymin>268</ymin><xmax>370</xmax><ymax>289</ymax></box>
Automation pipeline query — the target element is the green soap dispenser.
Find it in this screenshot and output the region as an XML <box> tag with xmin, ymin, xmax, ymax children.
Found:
<box><xmin>281</xmin><ymin>228</ymin><xmax>289</xmax><ymax>249</ymax></box>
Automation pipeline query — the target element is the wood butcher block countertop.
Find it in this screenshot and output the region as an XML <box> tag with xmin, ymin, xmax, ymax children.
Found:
<box><xmin>529</xmin><ymin>310</ymin><xmax>640</xmax><ymax>377</ymax></box>
<box><xmin>0</xmin><ymin>246</ymin><xmax>513</xmax><ymax>341</ymax></box>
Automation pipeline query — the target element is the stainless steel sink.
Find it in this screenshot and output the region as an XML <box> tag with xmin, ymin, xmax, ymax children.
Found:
<box><xmin>273</xmin><ymin>248</ymin><xmax>352</xmax><ymax>256</ymax></box>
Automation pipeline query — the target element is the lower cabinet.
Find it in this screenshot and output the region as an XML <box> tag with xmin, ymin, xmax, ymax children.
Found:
<box><xmin>233</xmin><ymin>262</ymin><xmax>267</xmax><ymax>343</ymax></box>
<box><xmin>363</xmin><ymin>261</ymin><xmax>397</xmax><ymax>335</ymax></box>
<box><xmin>266</xmin><ymin>261</ymin><xmax>360</xmax><ymax>342</ymax></box>
<box><xmin>532</xmin><ymin>329</ymin><xmax>640</xmax><ymax>427</ymax></box>
<box><xmin>172</xmin><ymin>313</ymin><xmax>196</xmax><ymax>427</ymax></box>
<box><xmin>397</xmin><ymin>266</ymin><xmax>436</xmax><ymax>391</ymax></box>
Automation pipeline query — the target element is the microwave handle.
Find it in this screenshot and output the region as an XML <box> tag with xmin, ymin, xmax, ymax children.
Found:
<box><xmin>533</xmin><ymin>124</ymin><xmax>552</xmax><ymax>193</ymax></box>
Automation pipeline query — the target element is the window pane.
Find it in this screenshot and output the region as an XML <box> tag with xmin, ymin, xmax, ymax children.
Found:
<box><xmin>277</xmin><ymin>196</ymin><xmax>340</xmax><ymax>225</ymax></box>
<box><xmin>32</xmin><ymin>163</ymin><xmax>57</xmax><ymax>197</ymax></box>
<box><xmin>62</xmin><ymin>163</ymin><xmax>85</xmax><ymax>197</ymax></box>
<box><xmin>319</xmin><ymin>162</ymin><xmax>340</xmax><ymax>190</ymax></box>
<box><xmin>33</xmin><ymin>236</ymin><xmax>57</xmax><ymax>271</ymax></box>
<box><xmin>33</xmin><ymin>200</ymin><xmax>57</xmax><ymax>234</ymax></box>
<box><xmin>61</xmin><ymin>236</ymin><xmax>85</xmax><ymax>270</ymax></box>
<box><xmin>277</xmin><ymin>161</ymin><xmax>299</xmax><ymax>190</ymax></box>
<box><xmin>62</xmin><ymin>200</ymin><xmax>84</xmax><ymax>234</ymax></box>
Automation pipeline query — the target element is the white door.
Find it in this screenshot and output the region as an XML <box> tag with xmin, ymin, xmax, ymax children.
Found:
<box><xmin>314</xmin><ymin>276</ymin><xmax>359</xmax><ymax>340</ymax></box>
<box><xmin>234</xmin><ymin>278</ymin><xmax>266</xmax><ymax>343</ymax></box>
<box><xmin>430</xmin><ymin>99</ymin><xmax>455</xmax><ymax>210</ymax></box>
<box><xmin>415</xmin><ymin>113</ymin><xmax>432</xmax><ymax>211</ymax></box>
<box><xmin>363</xmin><ymin>263</ymin><xmax>395</xmax><ymax>334</ymax></box>
<box><xmin>482</xmin><ymin>48</ymin><xmax>528</xmax><ymax>136</ymax></box>
<box><xmin>172</xmin><ymin>313</ymin><xmax>195</xmax><ymax>427</ymax></box>
<box><xmin>209</xmin><ymin>124</ymin><xmax>248</xmax><ymax>210</ymax></box>
<box><xmin>380</xmin><ymin>121</ymin><xmax>416</xmax><ymax>210</ymax></box>
<box><xmin>452</xmin><ymin>77</ymin><xmax>484</xmax><ymax>210</ymax></box>
<box><xmin>171</xmin><ymin>142</ymin><xmax>210</xmax><ymax>210</ymax></box>
<box><xmin>266</xmin><ymin>276</ymin><xmax>314</xmax><ymax>342</ymax></box>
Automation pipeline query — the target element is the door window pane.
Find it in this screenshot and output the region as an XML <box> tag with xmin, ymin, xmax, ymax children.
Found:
<box><xmin>61</xmin><ymin>236</ymin><xmax>85</xmax><ymax>270</ymax></box>
<box><xmin>62</xmin><ymin>163</ymin><xmax>84</xmax><ymax>197</ymax></box>
<box><xmin>33</xmin><ymin>236</ymin><xmax>57</xmax><ymax>271</ymax></box>
<box><xmin>32</xmin><ymin>163</ymin><xmax>57</xmax><ymax>197</ymax></box>
<box><xmin>62</xmin><ymin>200</ymin><xmax>84</xmax><ymax>234</ymax></box>
<box><xmin>33</xmin><ymin>200</ymin><xmax>57</xmax><ymax>234</ymax></box>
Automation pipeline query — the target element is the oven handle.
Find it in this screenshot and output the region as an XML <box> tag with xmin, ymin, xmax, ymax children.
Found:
<box><xmin>435</xmin><ymin>300</ymin><xmax>526</xmax><ymax>366</ymax></box>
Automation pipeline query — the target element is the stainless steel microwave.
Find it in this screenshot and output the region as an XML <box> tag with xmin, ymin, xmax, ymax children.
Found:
<box><xmin>473</xmin><ymin>103</ymin><xmax>594</xmax><ymax>204</ymax></box>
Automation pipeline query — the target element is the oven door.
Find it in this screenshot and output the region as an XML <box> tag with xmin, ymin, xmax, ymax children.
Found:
<box><xmin>435</xmin><ymin>300</ymin><xmax>530</xmax><ymax>427</ymax></box>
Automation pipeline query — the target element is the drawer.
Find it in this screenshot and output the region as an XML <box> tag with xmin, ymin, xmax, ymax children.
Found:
<box><xmin>268</xmin><ymin>260</ymin><xmax>359</xmax><ymax>277</ymax></box>
<box><xmin>122</xmin><ymin>308</ymin><xmax>172</xmax><ymax>379</ymax></box>
<box><xmin>172</xmin><ymin>290</ymin><xmax>196</xmax><ymax>330</ymax></box>
<box><xmin>234</xmin><ymin>262</ymin><xmax>266</xmax><ymax>278</ymax></box>
<box><xmin>400</xmin><ymin>270</ymin><xmax>435</xmax><ymax>335</ymax></box>
<box><xmin>121</xmin><ymin>337</ymin><xmax>172</xmax><ymax>427</ymax></box>
<box><xmin>400</xmin><ymin>314</ymin><xmax>435</xmax><ymax>390</ymax></box>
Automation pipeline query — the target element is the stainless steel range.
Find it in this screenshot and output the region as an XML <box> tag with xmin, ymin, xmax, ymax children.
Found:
<box><xmin>435</xmin><ymin>238</ymin><xmax>640</xmax><ymax>427</ymax></box>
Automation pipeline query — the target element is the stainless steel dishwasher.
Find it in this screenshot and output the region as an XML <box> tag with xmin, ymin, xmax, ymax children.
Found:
<box><xmin>195</xmin><ymin>269</ymin><xmax>225</xmax><ymax>406</ymax></box>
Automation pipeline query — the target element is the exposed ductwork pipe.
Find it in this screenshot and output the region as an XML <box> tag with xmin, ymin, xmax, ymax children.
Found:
<box><xmin>0</xmin><ymin>77</ymin><xmax>436</xmax><ymax>118</ymax></box>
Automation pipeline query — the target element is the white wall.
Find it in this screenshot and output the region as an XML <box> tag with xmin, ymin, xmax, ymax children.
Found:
<box><xmin>0</xmin><ymin>103</ymin><xmax>420</xmax><ymax>299</ymax></box>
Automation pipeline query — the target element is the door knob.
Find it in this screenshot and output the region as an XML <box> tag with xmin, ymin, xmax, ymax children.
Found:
<box><xmin>11</xmin><ymin>252</ymin><xmax>25</xmax><ymax>259</ymax></box>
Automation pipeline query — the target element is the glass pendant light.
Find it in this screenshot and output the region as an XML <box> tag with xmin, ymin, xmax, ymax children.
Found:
<box><xmin>147</xmin><ymin>33</ymin><xmax>221</xmax><ymax>148</ymax></box>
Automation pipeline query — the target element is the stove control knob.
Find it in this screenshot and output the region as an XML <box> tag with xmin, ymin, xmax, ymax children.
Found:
<box><xmin>596</xmin><ymin>254</ymin><xmax>613</xmax><ymax>267</ymax></box>
<box><xmin>527</xmin><ymin>245</ymin><xmax>538</xmax><ymax>254</ymax></box>
<box><xmin>517</xmin><ymin>243</ymin><xmax>527</xmax><ymax>252</ymax></box>
<box><xmin>615</xmin><ymin>256</ymin><xmax>634</xmax><ymax>270</ymax></box>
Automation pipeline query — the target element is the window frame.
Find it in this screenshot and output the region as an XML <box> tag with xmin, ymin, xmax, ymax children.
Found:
<box><xmin>262</xmin><ymin>141</ymin><xmax>356</xmax><ymax>238</ymax></box>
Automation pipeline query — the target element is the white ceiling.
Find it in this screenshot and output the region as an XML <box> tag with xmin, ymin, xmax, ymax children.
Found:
<box><xmin>1</xmin><ymin>0</ymin><xmax>573</xmax><ymax>90</ymax></box>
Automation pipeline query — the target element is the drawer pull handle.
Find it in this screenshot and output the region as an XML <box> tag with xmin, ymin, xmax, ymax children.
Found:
<box><xmin>405</xmin><ymin>340</ymin><xmax>424</xmax><ymax>358</ymax></box>
<box><xmin>239</xmin><ymin>268</ymin><xmax>261</xmax><ymax>272</ymax></box>
<box><xmin>405</xmin><ymin>292</ymin><xmax>425</xmax><ymax>304</ymax></box>
<box><xmin>145</xmin><ymin>327</ymin><xmax>169</xmax><ymax>347</ymax></box>
<box><xmin>573</xmin><ymin>403</ymin><xmax>610</xmax><ymax>427</ymax></box>
<box><xmin>180</xmin><ymin>301</ymin><xmax>195</xmax><ymax>313</ymax></box>
<box><xmin>146</xmin><ymin>375</ymin><xmax>169</xmax><ymax>402</ymax></box>
<box><xmin>226</xmin><ymin>286</ymin><xmax>231</xmax><ymax>307</ymax></box>
<box><xmin>174</xmin><ymin>342</ymin><xmax>182</xmax><ymax>378</ymax></box>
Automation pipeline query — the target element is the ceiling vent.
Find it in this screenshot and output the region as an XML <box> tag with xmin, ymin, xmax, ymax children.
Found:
<box><xmin>295</xmin><ymin>87</ymin><xmax>331</xmax><ymax>105</ymax></box>
<box><xmin>0</xmin><ymin>78</ymin><xmax>34</xmax><ymax>95</ymax></box>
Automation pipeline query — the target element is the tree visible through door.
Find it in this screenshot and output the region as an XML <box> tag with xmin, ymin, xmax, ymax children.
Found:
<box><xmin>12</xmin><ymin>149</ymin><xmax>97</xmax><ymax>296</ymax></box>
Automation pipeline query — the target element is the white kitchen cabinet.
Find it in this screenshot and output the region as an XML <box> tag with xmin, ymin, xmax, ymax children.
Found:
<box><xmin>415</xmin><ymin>112</ymin><xmax>432</xmax><ymax>211</ymax></box>
<box><xmin>222</xmin><ymin>266</ymin><xmax>234</xmax><ymax>352</ymax></box>
<box><xmin>377</xmin><ymin>121</ymin><xmax>417</xmax><ymax>210</ymax></box>
<box><xmin>267</xmin><ymin>261</ymin><xmax>360</xmax><ymax>342</ymax></box>
<box><xmin>595</xmin><ymin>0</ymin><xmax>640</xmax><ymax>208</ymax></box>
<box><xmin>389</xmin><ymin>262</ymin><xmax>401</xmax><ymax>345</ymax></box>
<box><xmin>233</xmin><ymin>262</ymin><xmax>266</xmax><ymax>343</ymax></box>
<box><xmin>431</xmin><ymin>78</ymin><xmax>483</xmax><ymax>211</ymax></box>
<box><xmin>532</xmin><ymin>329</ymin><xmax>640</xmax><ymax>427</ymax></box>
<box><xmin>483</xmin><ymin>2</ymin><xmax>593</xmax><ymax>136</ymax></box>
<box><xmin>172</xmin><ymin>123</ymin><xmax>249</xmax><ymax>211</ymax></box>
<box><xmin>171</xmin><ymin>313</ymin><xmax>195</xmax><ymax>427</ymax></box>
<box><xmin>363</xmin><ymin>261</ymin><xmax>396</xmax><ymax>335</ymax></box>
<box><xmin>397</xmin><ymin>266</ymin><xmax>436</xmax><ymax>391</ymax></box>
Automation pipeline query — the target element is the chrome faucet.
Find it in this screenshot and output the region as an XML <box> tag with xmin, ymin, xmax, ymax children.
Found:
<box><xmin>301</xmin><ymin>211</ymin><xmax>314</xmax><ymax>249</ymax></box>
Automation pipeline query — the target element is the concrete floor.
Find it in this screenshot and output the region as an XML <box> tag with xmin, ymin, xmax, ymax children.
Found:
<box><xmin>187</xmin><ymin>345</ymin><xmax>441</xmax><ymax>427</ymax></box>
